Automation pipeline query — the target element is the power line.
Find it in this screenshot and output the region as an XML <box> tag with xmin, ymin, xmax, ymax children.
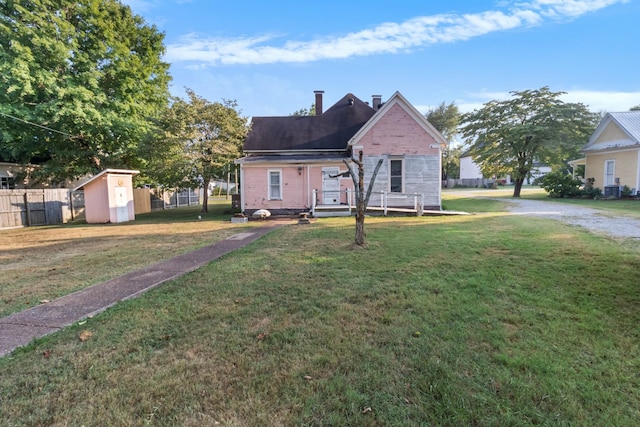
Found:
<box><xmin>0</xmin><ymin>111</ymin><xmax>77</xmax><ymax>138</ymax></box>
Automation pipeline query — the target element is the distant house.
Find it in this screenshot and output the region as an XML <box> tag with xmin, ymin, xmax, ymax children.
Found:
<box><xmin>459</xmin><ymin>149</ymin><xmax>484</xmax><ymax>180</ymax></box>
<box><xmin>236</xmin><ymin>91</ymin><xmax>447</xmax><ymax>216</ymax></box>
<box><xmin>0</xmin><ymin>160</ymin><xmax>19</xmax><ymax>189</ymax></box>
<box><xmin>575</xmin><ymin>111</ymin><xmax>640</xmax><ymax>196</ymax></box>
<box><xmin>458</xmin><ymin>149</ymin><xmax>550</xmax><ymax>185</ymax></box>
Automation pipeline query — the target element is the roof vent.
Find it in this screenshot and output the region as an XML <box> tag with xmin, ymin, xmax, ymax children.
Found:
<box><xmin>348</xmin><ymin>98</ymin><xmax>354</xmax><ymax>105</ymax></box>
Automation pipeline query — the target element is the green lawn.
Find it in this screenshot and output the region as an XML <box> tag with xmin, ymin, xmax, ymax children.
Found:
<box><xmin>1</xmin><ymin>198</ymin><xmax>639</xmax><ymax>426</ymax></box>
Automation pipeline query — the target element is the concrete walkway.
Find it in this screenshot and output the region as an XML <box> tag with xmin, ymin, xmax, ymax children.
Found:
<box><xmin>0</xmin><ymin>221</ymin><xmax>287</xmax><ymax>357</ymax></box>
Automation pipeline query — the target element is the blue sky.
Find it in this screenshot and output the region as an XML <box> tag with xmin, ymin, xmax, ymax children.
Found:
<box><xmin>121</xmin><ymin>0</ymin><xmax>639</xmax><ymax>118</ymax></box>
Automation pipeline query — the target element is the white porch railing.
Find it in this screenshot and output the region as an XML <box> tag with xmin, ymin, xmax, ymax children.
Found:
<box><xmin>311</xmin><ymin>189</ymin><xmax>423</xmax><ymax>217</ymax></box>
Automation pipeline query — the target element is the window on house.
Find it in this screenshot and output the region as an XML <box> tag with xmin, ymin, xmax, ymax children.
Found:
<box><xmin>390</xmin><ymin>159</ymin><xmax>403</xmax><ymax>193</ymax></box>
<box><xmin>0</xmin><ymin>176</ymin><xmax>15</xmax><ymax>189</ymax></box>
<box><xmin>268</xmin><ymin>170</ymin><xmax>281</xmax><ymax>200</ymax></box>
<box><xmin>604</xmin><ymin>160</ymin><xmax>615</xmax><ymax>186</ymax></box>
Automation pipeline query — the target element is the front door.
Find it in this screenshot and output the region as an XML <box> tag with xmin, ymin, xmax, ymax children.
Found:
<box><xmin>322</xmin><ymin>167</ymin><xmax>340</xmax><ymax>205</ymax></box>
<box><xmin>115</xmin><ymin>186</ymin><xmax>129</xmax><ymax>222</ymax></box>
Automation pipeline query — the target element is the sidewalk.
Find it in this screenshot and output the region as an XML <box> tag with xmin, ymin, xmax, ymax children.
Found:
<box><xmin>0</xmin><ymin>221</ymin><xmax>287</xmax><ymax>357</ymax></box>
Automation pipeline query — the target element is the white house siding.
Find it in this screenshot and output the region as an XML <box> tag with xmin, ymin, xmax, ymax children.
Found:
<box><xmin>459</xmin><ymin>156</ymin><xmax>483</xmax><ymax>179</ymax></box>
<box><xmin>361</xmin><ymin>154</ymin><xmax>441</xmax><ymax>209</ymax></box>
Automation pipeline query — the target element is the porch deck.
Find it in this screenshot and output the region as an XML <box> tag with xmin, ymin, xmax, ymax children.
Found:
<box><xmin>312</xmin><ymin>189</ymin><xmax>429</xmax><ymax>217</ymax></box>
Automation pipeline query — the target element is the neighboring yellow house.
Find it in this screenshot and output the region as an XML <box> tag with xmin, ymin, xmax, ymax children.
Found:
<box><xmin>576</xmin><ymin>111</ymin><xmax>640</xmax><ymax>196</ymax></box>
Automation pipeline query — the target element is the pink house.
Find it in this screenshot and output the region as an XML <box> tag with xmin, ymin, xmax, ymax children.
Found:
<box><xmin>236</xmin><ymin>91</ymin><xmax>446</xmax><ymax>217</ymax></box>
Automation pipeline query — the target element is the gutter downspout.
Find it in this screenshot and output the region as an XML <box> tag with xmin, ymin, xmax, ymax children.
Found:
<box><xmin>239</xmin><ymin>165</ymin><xmax>245</xmax><ymax>213</ymax></box>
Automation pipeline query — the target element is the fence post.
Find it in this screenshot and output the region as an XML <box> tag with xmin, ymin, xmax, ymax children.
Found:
<box><xmin>23</xmin><ymin>193</ymin><xmax>31</xmax><ymax>226</ymax></box>
<box><xmin>41</xmin><ymin>191</ymin><xmax>48</xmax><ymax>225</ymax></box>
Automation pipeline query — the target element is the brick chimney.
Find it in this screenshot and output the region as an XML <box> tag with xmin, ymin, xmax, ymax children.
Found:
<box><xmin>314</xmin><ymin>90</ymin><xmax>324</xmax><ymax>115</ymax></box>
<box><xmin>372</xmin><ymin>95</ymin><xmax>382</xmax><ymax>110</ymax></box>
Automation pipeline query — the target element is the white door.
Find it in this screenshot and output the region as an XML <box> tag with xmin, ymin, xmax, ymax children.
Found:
<box><xmin>322</xmin><ymin>168</ymin><xmax>340</xmax><ymax>205</ymax></box>
<box><xmin>115</xmin><ymin>187</ymin><xmax>129</xmax><ymax>222</ymax></box>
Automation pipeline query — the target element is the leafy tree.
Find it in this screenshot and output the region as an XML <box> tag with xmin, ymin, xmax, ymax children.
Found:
<box><xmin>142</xmin><ymin>89</ymin><xmax>248</xmax><ymax>212</ymax></box>
<box><xmin>0</xmin><ymin>0</ymin><xmax>170</xmax><ymax>184</ymax></box>
<box><xmin>426</xmin><ymin>102</ymin><xmax>461</xmax><ymax>179</ymax></box>
<box><xmin>630</xmin><ymin>105</ymin><xmax>640</xmax><ymax>111</ymax></box>
<box><xmin>460</xmin><ymin>87</ymin><xmax>598</xmax><ymax>197</ymax></box>
<box><xmin>290</xmin><ymin>104</ymin><xmax>316</xmax><ymax>116</ymax></box>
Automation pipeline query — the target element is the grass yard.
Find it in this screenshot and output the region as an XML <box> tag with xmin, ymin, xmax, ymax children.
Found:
<box><xmin>1</xmin><ymin>197</ymin><xmax>640</xmax><ymax>425</ymax></box>
<box><xmin>0</xmin><ymin>200</ymin><xmax>265</xmax><ymax>318</ymax></box>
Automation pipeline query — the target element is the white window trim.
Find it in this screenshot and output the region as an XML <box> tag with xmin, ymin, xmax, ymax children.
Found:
<box><xmin>604</xmin><ymin>160</ymin><xmax>615</xmax><ymax>187</ymax></box>
<box><xmin>0</xmin><ymin>175</ymin><xmax>15</xmax><ymax>190</ymax></box>
<box><xmin>389</xmin><ymin>158</ymin><xmax>404</xmax><ymax>193</ymax></box>
<box><xmin>268</xmin><ymin>169</ymin><xmax>282</xmax><ymax>200</ymax></box>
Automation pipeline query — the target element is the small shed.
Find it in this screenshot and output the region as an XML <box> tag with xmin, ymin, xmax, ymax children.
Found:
<box><xmin>73</xmin><ymin>169</ymin><xmax>139</xmax><ymax>224</ymax></box>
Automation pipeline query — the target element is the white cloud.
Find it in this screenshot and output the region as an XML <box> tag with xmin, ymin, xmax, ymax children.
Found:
<box><xmin>454</xmin><ymin>89</ymin><xmax>640</xmax><ymax>113</ymax></box>
<box><xmin>165</xmin><ymin>0</ymin><xmax>626</xmax><ymax>66</ymax></box>
<box><xmin>519</xmin><ymin>0</ymin><xmax>628</xmax><ymax>17</ymax></box>
<box><xmin>561</xmin><ymin>90</ymin><xmax>640</xmax><ymax>112</ymax></box>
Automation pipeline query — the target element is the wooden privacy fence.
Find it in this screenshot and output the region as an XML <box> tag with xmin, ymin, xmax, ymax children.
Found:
<box><xmin>0</xmin><ymin>189</ymin><xmax>84</xmax><ymax>228</ymax></box>
<box><xmin>0</xmin><ymin>187</ymin><xmax>201</xmax><ymax>229</ymax></box>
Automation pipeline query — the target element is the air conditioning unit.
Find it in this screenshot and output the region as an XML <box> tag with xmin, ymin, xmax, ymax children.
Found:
<box><xmin>604</xmin><ymin>185</ymin><xmax>621</xmax><ymax>198</ymax></box>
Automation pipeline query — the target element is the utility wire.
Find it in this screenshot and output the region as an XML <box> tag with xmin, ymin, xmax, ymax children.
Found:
<box><xmin>0</xmin><ymin>111</ymin><xmax>77</xmax><ymax>138</ymax></box>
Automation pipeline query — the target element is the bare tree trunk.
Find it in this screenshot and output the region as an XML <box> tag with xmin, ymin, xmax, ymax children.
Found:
<box><xmin>344</xmin><ymin>151</ymin><xmax>383</xmax><ymax>246</ymax></box>
<box><xmin>201</xmin><ymin>177</ymin><xmax>210</xmax><ymax>212</ymax></box>
<box><xmin>512</xmin><ymin>178</ymin><xmax>524</xmax><ymax>198</ymax></box>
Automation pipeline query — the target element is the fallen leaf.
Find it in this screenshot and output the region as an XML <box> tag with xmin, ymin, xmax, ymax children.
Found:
<box><xmin>42</xmin><ymin>349</ymin><xmax>52</xmax><ymax>359</ymax></box>
<box><xmin>257</xmin><ymin>332</ymin><xmax>268</xmax><ymax>341</ymax></box>
<box><xmin>362</xmin><ymin>407</ymin><xmax>372</xmax><ymax>414</ymax></box>
<box><xmin>79</xmin><ymin>330</ymin><xmax>93</xmax><ymax>342</ymax></box>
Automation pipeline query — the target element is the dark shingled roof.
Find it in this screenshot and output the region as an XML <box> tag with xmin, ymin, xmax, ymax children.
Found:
<box><xmin>244</xmin><ymin>93</ymin><xmax>375</xmax><ymax>153</ymax></box>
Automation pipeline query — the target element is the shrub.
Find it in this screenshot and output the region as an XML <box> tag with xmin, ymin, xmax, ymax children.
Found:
<box><xmin>582</xmin><ymin>177</ymin><xmax>602</xmax><ymax>199</ymax></box>
<box><xmin>537</xmin><ymin>171</ymin><xmax>583</xmax><ymax>198</ymax></box>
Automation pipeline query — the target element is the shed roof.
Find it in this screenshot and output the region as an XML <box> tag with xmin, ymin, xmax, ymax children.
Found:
<box><xmin>72</xmin><ymin>168</ymin><xmax>139</xmax><ymax>191</ymax></box>
<box><xmin>243</xmin><ymin>94</ymin><xmax>376</xmax><ymax>153</ymax></box>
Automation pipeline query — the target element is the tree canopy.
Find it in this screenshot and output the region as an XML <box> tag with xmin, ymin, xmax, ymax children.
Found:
<box><xmin>425</xmin><ymin>101</ymin><xmax>461</xmax><ymax>144</ymax></box>
<box><xmin>0</xmin><ymin>0</ymin><xmax>171</xmax><ymax>184</ymax></box>
<box><xmin>290</xmin><ymin>104</ymin><xmax>316</xmax><ymax>116</ymax></box>
<box><xmin>460</xmin><ymin>87</ymin><xmax>598</xmax><ymax>197</ymax></box>
<box><xmin>141</xmin><ymin>89</ymin><xmax>248</xmax><ymax>212</ymax></box>
<box><xmin>425</xmin><ymin>101</ymin><xmax>461</xmax><ymax>179</ymax></box>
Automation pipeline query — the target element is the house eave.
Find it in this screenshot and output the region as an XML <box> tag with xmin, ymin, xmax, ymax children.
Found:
<box><xmin>582</xmin><ymin>142</ymin><xmax>640</xmax><ymax>154</ymax></box>
<box><xmin>236</xmin><ymin>154</ymin><xmax>351</xmax><ymax>165</ymax></box>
